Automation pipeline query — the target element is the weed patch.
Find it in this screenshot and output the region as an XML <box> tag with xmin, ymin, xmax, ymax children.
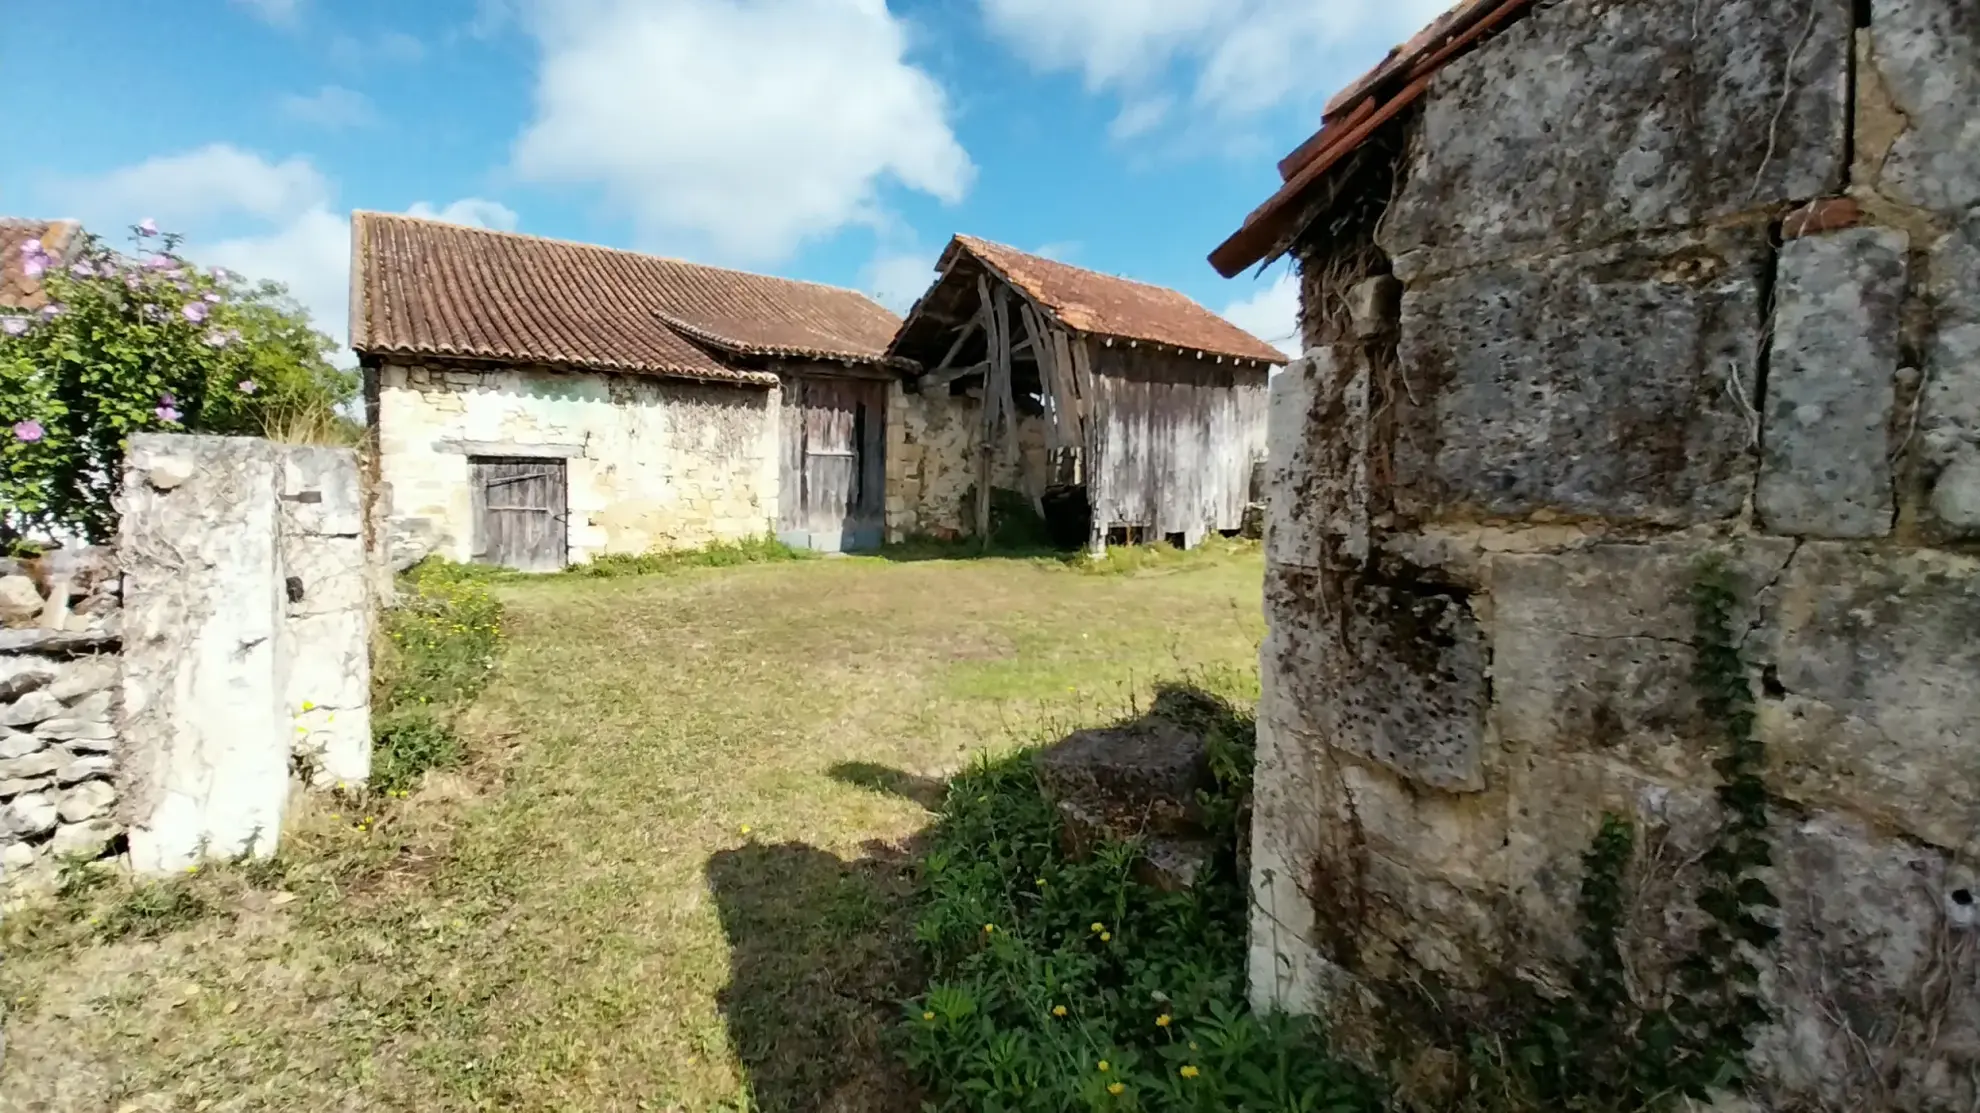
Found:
<box><xmin>897</xmin><ymin>688</ymin><xmax>1381</xmax><ymax>1112</ymax></box>
<box><xmin>370</xmin><ymin>559</ymin><xmax>505</xmax><ymax>794</ymax></box>
<box><xmin>569</xmin><ymin>534</ymin><xmax>811</xmax><ymax>578</ymax></box>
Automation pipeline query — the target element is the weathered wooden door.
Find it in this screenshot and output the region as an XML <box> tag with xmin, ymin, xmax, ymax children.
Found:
<box><xmin>470</xmin><ymin>457</ymin><xmax>568</xmax><ymax>571</ymax></box>
<box><xmin>778</xmin><ymin>376</ymin><xmax>886</xmax><ymax>552</ymax></box>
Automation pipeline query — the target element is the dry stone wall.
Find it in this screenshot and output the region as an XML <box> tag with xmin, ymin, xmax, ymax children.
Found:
<box><xmin>885</xmin><ymin>379</ymin><xmax>1050</xmax><ymax>542</ymax></box>
<box><xmin>1254</xmin><ymin>1</ymin><xmax>1980</xmax><ymax>1107</ymax></box>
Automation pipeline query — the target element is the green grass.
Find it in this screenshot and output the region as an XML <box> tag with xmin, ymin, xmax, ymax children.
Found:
<box><xmin>0</xmin><ymin>547</ymin><xmax>1266</xmax><ymax>1112</ymax></box>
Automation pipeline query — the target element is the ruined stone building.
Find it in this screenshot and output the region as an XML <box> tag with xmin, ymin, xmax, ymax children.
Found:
<box><xmin>888</xmin><ymin>235</ymin><xmax>1285</xmax><ymax>550</ymax></box>
<box><xmin>1212</xmin><ymin>0</ymin><xmax>1978</xmax><ymax>1105</ymax></box>
<box><xmin>350</xmin><ymin>213</ymin><xmax>907</xmax><ymax>567</ymax></box>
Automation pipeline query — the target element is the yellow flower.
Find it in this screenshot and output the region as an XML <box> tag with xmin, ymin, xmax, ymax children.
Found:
<box><xmin>1096</xmin><ymin>1060</ymin><xmax>1110</xmax><ymax>1073</ymax></box>
<box><xmin>739</xmin><ymin>824</ymin><xmax>751</xmax><ymax>835</ymax></box>
<box><xmin>1107</xmin><ymin>1082</ymin><xmax>1124</xmax><ymax>1096</ymax></box>
<box><xmin>1090</xmin><ymin>922</ymin><xmax>1104</xmax><ymax>933</ymax></box>
<box><xmin>983</xmin><ymin>923</ymin><xmax>995</xmax><ymax>934</ymax></box>
<box><xmin>301</xmin><ymin>700</ymin><xmax>316</xmax><ymax>712</ymax></box>
<box><xmin>1100</xmin><ymin>931</ymin><xmax>1112</xmax><ymax>942</ymax></box>
<box><xmin>1179</xmin><ymin>1065</ymin><xmax>1200</xmax><ymax>1079</ymax></box>
<box><xmin>1051</xmin><ymin>1005</ymin><xmax>1067</xmax><ymax>1017</ymax></box>
<box><xmin>1188</xmin><ymin>1041</ymin><xmax>1199</xmax><ymax>1051</ymax></box>
<box><xmin>1155</xmin><ymin>1014</ymin><xmax>1171</xmax><ymax>1027</ymax></box>
<box><xmin>185</xmin><ymin>864</ymin><xmax>199</xmax><ymax>874</ymax></box>
<box><xmin>922</xmin><ymin>1011</ymin><xmax>935</xmax><ymax>1022</ymax></box>
<box><xmin>1035</xmin><ymin>877</ymin><xmax>1046</xmax><ymax>887</ymax></box>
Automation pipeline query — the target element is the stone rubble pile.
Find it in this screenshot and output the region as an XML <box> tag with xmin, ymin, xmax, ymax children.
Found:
<box><xmin>0</xmin><ymin>548</ymin><xmax>123</xmax><ymax>889</ymax></box>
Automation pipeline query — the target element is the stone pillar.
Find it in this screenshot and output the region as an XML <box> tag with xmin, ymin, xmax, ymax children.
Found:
<box><xmin>120</xmin><ymin>435</ymin><xmax>289</xmax><ymax>872</ymax></box>
<box><xmin>278</xmin><ymin>446</ymin><xmax>372</xmax><ymax>787</ymax></box>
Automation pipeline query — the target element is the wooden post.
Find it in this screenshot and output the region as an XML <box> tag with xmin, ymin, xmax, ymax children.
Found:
<box><xmin>974</xmin><ymin>276</ymin><xmax>1004</xmax><ymax>549</ymax></box>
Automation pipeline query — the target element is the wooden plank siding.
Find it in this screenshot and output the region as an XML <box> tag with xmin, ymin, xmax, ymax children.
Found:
<box><xmin>470</xmin><ymin>456</ymin><xmax>569</xmax><ymax>571</ymax></box>
<box><xmin>1085</xmin><ymin>346</ymin><xmax>1267</xmax><ymax>537</ymax></box>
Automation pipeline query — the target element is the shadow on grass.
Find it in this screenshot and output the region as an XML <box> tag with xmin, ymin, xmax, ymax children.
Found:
<box><xmin>706</xmin><ymin>838</ymin><xmax>925</xmax><ymax>1113</ymax></box>
<box><xmin>826</xmin><ymin>761</ymin><xmax>948</xmax><ymax>810</ymax></box>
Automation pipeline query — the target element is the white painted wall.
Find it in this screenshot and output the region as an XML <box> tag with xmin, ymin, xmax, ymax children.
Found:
<box><xmin>375</xmin><ymin>362</ymin><xmax>781</xmax><ymax>565</ymax></box>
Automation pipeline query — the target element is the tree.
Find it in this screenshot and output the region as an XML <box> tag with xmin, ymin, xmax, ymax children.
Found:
<box><xmin>0</xmin><ymin>222</ymin><xmax>356</xmax><ymax>543</ymax></box>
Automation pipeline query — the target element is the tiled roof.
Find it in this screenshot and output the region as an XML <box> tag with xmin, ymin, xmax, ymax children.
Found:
<box><xmin>350</xmin><ymin>213</ymin><xmax>903</xmax><ymax>385</ymax></box>
<box><xmin>1209</xmin><ymin>0</ymin><xmax>1536</xmax><ymax>277</ymax></box>
<box><xmin>1</xmin><ymin>220</ymin><xmax>82</xmax><ymax>311</ymax></box>
<box><xmin>918</xmin><ymin>235</ymin><xmax>1286</xmax><ymax>363</ymax></box>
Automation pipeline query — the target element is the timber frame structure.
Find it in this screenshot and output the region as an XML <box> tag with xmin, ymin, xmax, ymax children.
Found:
<box><xmin>888</xmin><ymin>235</ymin><xmax>1284</xmax><ymax>554</ymax></box>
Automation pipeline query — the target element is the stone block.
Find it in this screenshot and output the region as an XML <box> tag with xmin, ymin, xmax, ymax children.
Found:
<box><xmin>1869</xmin><ymin>0</ymin><xmax>1980</xmax><ymax>216</ymax></box>
<box><xmin>46</xmin><ymin>658</ymin><xmax>116</xmax><ymax>702</ymax></box>
<box><xmin>120</xmin><ymin>434</ymin><xmax>288</xmax><ymax>872</ymax></box>
<box><xmin>1922</xmin><ymin>216</ymin><xmax>1980</xmax><ymax>538</ymax></box>
<box><xmin>1265</xmin><ymin>348</ymin><xmax>1368</xmax><ymax>569</ymax></box>
<box><xmin>0</xmin><ymin>575</ymin><xmax>42</xmax><ymax>625</ymax></box>
<box><xmin>3</xmin><ymin>791</ymin><xmax>56</xmax><ymax>838</ymax></box>
<box><xmin>1757</xmin><ymin>228</ymin><xmax>1905</xmax><ymax>538</ymax></box>
<box><xmin>50</xmin><ymin>819</ymin><xmax>121</xmax><ymax>859</ymax></box>
<box><xmin>55</xmin><ymin>754</ymin><xmax>113</xmax><ymax>785</ymax></box>
<box><xmin>1385</xmin><ymin>0</ymin><xmax>1849</xmax><ymax>277</ymax></box>
<box><xmin>1393</xmin><ymin>229</ymin><xmax>1767</xmax><ymax>525</ymax></box>
<box><xmin>56</xmin><ymin>779</ymin><xmax>114</xmax><ymax>822</ymax></box>
<box><xmin>1492</xmin><ymin>539</ymin><xmax>1797</xmax><ymax>782</ymax></box>
<box><xmin>1</xmin><ymin>690</ymin><xmax>65</xmax><ymax>728</ymax></box>
<box><xmin>1036</xmin><ymin>718</ymin><xmax>1211</xmax><ymax>838</ymax></box>
<box><xmin>0</xmin><ymin>777</ymin><xmax>51</xmax><ymax>798</ymax></box>
<box><xmin>278</xmin><ymin>444</ymin><xmax>364</xmax><ymax>537</ymax></box>
<box><xmin>1265</xmin><ymin>564</ymin><xmax>1489</xmax><ymax>792</ymax></box>
<box><xmin>0</xmin><ymin>749</ymin><xmax>61</xmax><ymax>780</ymax></box>
<box><xmin>1757</xmin><ymin>544</ymin><xmax>1980</xmax><ymax>852</ymax></box>
<box><xmin>0</xmin><ymin>657</ymin><xmax>57</xmax><ymax>702</ymax></box>
<box><xmin>0</xmin><ymin>731</ymin><xmax>43</xmax><ymax>760</ymax></box>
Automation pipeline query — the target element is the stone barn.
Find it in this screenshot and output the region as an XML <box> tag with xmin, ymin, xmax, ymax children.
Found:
<box><xmin>886</xmin><ymin>235</ymin><xmax>1285</xmax><ymax>551</ymax></box>
<box><xmin>351</xmin><ymin>213</ymin><xmax>908</xmax><ymax>567</ymax></box>
<box><xmin>1213</xmin><ymin>0</ymin><xmax>1979</xmax><ymax>1107</ymax></box>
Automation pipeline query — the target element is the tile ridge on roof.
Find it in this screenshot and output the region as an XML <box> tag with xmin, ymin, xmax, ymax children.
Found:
<box><xmin>952</xmin><ymin>234</ymin><xmax>1191</xmax><ymax>300</ymax></box>
<box><xmin>356</xmin><ymin>210</ymin><xmax>893</xmax><ymax>308</ymax></box>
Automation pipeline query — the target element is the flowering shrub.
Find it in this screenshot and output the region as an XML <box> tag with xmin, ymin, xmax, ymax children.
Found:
<box><xmin>898</xmin><ymin>690</ymin><xmax>1382</xmax><ymax>1113</ymax></box>
<box><xmin>0</xmin><ymin>222</ymin><xmax>355</xmax><ymax>541</ymax></box>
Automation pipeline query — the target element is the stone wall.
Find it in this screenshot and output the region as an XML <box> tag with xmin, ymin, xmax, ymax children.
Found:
<box><xmin>1252</xmin><ymin>1</ymin><xmax>1980</xmax><ymax>1107</ymax></box>
<box><xmin>375</xmin><ymin>361</ymin><xmax>780</xmax><ymax>565</ymax></box>
<box><xmin>885</xmin><ymin>379</ymin><xmax>1050</xmax><ymax>542</ymax></box>
<box><xmin>2</xmin><ymin>435</ymin><xmax>374</xmax><ymax>890</ymax></box>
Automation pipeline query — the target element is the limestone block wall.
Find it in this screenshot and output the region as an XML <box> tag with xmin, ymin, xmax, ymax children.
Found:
<box><xmin>375</xmin><ymin>361</ymin><xmax>779</xmax><ymax>565</ymax></box>
<box><xmin>1</xmin><ymin>435</ymin><xmax>374</xmax><ymax>891</ymax></box>
<box><xmin>1252</xmin><ymin>1</ymin><xmax>1980</xmax><ymax>1107</ymax></box>
<box><xmin>885</xmin><ymin>379</ymin><xmax>1050</xmax><ymax>542</ymax></box>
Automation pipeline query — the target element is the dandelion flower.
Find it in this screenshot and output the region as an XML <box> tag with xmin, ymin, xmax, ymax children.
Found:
<box><xmin>982</xmin><ymin>923</ymin><xmax>995</xmax><ymax>934</ymax></box>
<box><xmin>1097</xmin><ymin>1060</ymin><xmax>1110</xmax><ymax>1073</ymax></box>
<box><xmin>1090</xmin><ymin>922</ymin><xmax>1104</xmax><ymax>933</ymax></box>
<box><xmin>1108</xmin><ymin>1082</ymin><xmax>1125</xmax><ymax>1096</ymax></box>
<box><xmin>1100</xmin><ymin>931</ymin><xmax>1112</xmax><ymax>942</ymax></box>
<box><xmin>1179</xmin><ymin>1065</ymin><xmax>1199</xmax><ymax>1079</ymax></box>
<box><xmin>1155</xmin><ymin>1014</ymin><xmax>1171</xmax><ymax>1027</ymax></box>
<box><xmin>921</xmin><ymin>1010</ymin><xmax>935</xmax><ymax>1021</ymax></box>
<box><xmin>1052</xmin><ymin>1005</ymin><xmax>1067</xmax><ymax>1017</ymax></box>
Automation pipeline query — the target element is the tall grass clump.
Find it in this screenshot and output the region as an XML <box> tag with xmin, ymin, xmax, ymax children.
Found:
<box><xmin>369</xmin><ymin>559</ymin><xmax>504</xmax><ymax>794</ymax></box>
<box><xmin>572</xmin><ymin>534</ymin><xmax>811</xmax><ymax>578</ymax></box>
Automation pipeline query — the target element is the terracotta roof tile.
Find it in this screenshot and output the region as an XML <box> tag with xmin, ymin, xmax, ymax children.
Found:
<box><xmin>938</xmin><ymin>235</ymin><xmax>1287</xmax><ymax>363</ymax></box>
<box><xmin>350</xmin><ymin>213</ymin><xmax>903</xmax><ymax>385</ymax></box>
<box><xmin>0</xmin><ymin>220</ymin><xmax>82</xmax><ymax>312</ymax></box>
<box><xmin>1209</xmin><ymin>0</ymin><xmax>1536</xmax><ymax>278</ymax></box>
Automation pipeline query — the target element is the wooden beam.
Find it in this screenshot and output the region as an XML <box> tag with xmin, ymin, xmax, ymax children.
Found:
<box><xmin>930</xmin><ymin>315</ymin><xmax>982</xmax><ymax>375</ymax></box>
<box><xmin>921</xmin><ymin>360</ymin><xmax>988</xmax><ymax>389</ymax></box>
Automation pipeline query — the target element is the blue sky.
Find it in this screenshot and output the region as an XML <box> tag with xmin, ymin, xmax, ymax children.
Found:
<box><xmin>1</xmin><ymin>0</ymin><xmax>1450</xmax><ymax>360</ymax></box>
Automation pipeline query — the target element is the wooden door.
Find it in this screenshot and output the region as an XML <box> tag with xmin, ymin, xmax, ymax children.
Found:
<box><xmin>777</xmin><ymin>377</ymin><xmax>886</xmax><ymax>552</ymax></box>
<box><xmin>470</xmin><ymin>457</ymin><xmax>568</xmax><ymax>571</ymax></box>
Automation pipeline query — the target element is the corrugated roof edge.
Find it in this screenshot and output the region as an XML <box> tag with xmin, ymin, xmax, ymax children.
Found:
<box><xmin>1208</xmin><ymin>0</ymin><xmax>1536</xmax><ymax>279</ymax></box>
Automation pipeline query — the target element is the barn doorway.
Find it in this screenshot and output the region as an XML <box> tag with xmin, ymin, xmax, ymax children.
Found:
<box><xmin>470</xmin><ymin>456</ymin><xmax>569</xmax><ymax>571</ymax></box>
<box><xmin>778</xmin><ymin>375</ymin><xmax>886</xmax><ymax>552</ymax></box>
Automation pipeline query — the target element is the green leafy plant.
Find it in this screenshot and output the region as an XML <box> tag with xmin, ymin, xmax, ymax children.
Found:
<box><xmin>367</xmin><ymin>559</ymin><xmax>505</xmax><ymax>793</ymax></box>
<box><xmin>573</xmin><ymin>534</ymin><xmax>811</xmax><ymax>578</ymax></box>
<box><xmin>0</xmin><ymin>222</ymin><xmax>354</xmax><ymax>541</ymax></box>
<box><xmin>897</xmin><ymin>690</ymin><xmax>1381</xmax><ymax>1112</ymax></box>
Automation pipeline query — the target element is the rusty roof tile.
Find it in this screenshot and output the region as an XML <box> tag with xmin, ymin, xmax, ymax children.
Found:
<box><xmin>350</xmin><ymin>213</ymin><xmax>904</xmax><ymax>385</ymax></box>
<box><xmin>1212</xmin><ymin>0</ymin><xmax>1536</xmax><ymax>278</ymax></box>
<box><xmin>0</xmin><ymin>220</ymin><xmax>82</xmax><ymax>312</ymax></box>
<box><xmin>924</xmin><ymin>235</ymin><xmax>1287</xmax><ymax>363</ymax></box>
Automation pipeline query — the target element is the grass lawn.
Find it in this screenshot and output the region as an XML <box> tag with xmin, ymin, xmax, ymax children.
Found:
<box><xmin>0</xmin><ymin>545</ymin><xmax>1265</xmax><ymax>1113</ymax></box>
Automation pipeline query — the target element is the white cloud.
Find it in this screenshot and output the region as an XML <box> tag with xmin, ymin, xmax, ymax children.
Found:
<box><xmin>979</xmin><ymin>0</ymin><xmax>1453</xmax><ymax>132</ymax></box>
<box><xmin>406</xmin><ymin>198</ymin><xmax>521</xmax><ymax>231</ymax></box>
<box><xmin>232</xmin><ymin>0</ymin><xmax>303</xmax><ymax>27</ymax></box>
<box><xmin>70</xmin><ymin>143</ymin><xmax>329</xmax><ymax>228</ymax></box>
<box><xmin>67</xmin><ymin>146</ymin><xmax>514</xmax><ymax>359</ymax></box>
<box><xmin>280</xmin><ymin>85</ymin><xmax>377</xmax><ymax>129</ymax></box>
<box><xmin>510</xmin><ymin>0</ymin><xmax>973</xmax><ymax>263</ymax></box>
<box><xmin>861</xmin><ymin>248</ymin><xmax>936</xmax><ymax>314</ymax></box>
<box><xmin>1219</xmin><ymin>266</ymin><xmax>1301</xmax><ymax>358</ymax></box>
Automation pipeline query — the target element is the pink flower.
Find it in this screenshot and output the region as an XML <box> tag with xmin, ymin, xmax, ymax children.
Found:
<box><xmin>38</xmin><ymin>303</ymin><xmax>63</xmax><ymax>319</ymax></box>
<box><xmin>160</xmin><ymin>392</ymin><xmax>177</xmax><ymax>406</ymax></box>
<box><xmin>203</xmin><ymin>327</ymin><xmax>231</xmax><ymax>348</ymax></box>
<box><xmin>208</xmin><ymin>266</ymin><xmax>229</xmax><ymax>280</ymax></box>
<box><xmin>125</xmin><ymin>273</ymin><xmax>143</xmax><ymax>291</ymax></box>
<box><xmin>1</xmin><ymin>317</ymin><xmax>26</xmax><ymax>337</ymax></box>
<box><xmin>238</xmin><ymin>379</ymin><xmax>258</xmax><ymax>394</ymax></box>
<box><xmin>13</xmin><ymin>420</ymin><xmax>44</xmax><ymax>442</ymax></box>
<box><xmin>182</xmin><ymin>301</ymin><xmax>209</xmax><ymax>323</ymax></box>
<box><xmin>21</xmin><ymin>256</ymin><xmax>44</xmax><ymax>279</ymax></box>
<box><xmin>137</xmin><ymin>218</ymin><xmax>159</xmax><ymax>237</ymax></box>
<box><xmin>144</xmin><ymin>254</ymin><xmax>173</xmax><ymax>271</ymax></box>
<box><xmin>69</xmin><ymin>261</ymin><xmax>96</xmax><ymax>278</ymax></box>
<box><xmin>155</xmin><ymin>404</ymin><xmax>181</xmax><ymax>424</ymax></box>
<box><xmin>202</xmin><ymin>291</ymin><xmax>222</xmax><ymax>303</ymax></box>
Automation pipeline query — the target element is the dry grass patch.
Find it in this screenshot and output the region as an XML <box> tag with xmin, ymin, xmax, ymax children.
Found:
<box><xmin>1</xmin><ymin>547</ymin><xmax>1264</xmax><ymax>1112</ymax></box>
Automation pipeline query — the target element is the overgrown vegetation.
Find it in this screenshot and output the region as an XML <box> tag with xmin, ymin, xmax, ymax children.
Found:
<box><xmin>899</xmin><ymin>685</ymin><xmax>1381</xmax><ymax>1113</ymax></box>
<box><xmin>1467</xmin><ymin>552</ymin><xmax>1778</xmax><ymax>1111</ymax></box>
<box><xmin>571</xmin><ymin>534</ymin><xmax>810</xmax><ymax>577</ymax></box>
<box><xmin>369</xmin><ymin>559</ymin><xmax>505</xmax><ymax>794</ymax></box>
<box><xmin>0</xmin><ymin>222</ymin><xmax>355</xmax><ymax>542</ymax></box>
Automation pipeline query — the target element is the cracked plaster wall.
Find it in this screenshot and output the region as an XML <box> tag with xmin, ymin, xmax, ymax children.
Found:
<box><xmin>1252</xmin><ymin>1</ymin><xmax>1980</xmax><ymax>1107</ymax></box>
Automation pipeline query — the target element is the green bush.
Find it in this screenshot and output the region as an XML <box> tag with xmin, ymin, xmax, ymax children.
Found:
<box><xmin>368</xmin><ymin>560</ymin><xmax>505</xmax><ymax>792</ymax></box>
<box><xmin>897</xmin><ymin>691</ymin><xmax>1381</xmax><ymax>1113</ymax></box>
